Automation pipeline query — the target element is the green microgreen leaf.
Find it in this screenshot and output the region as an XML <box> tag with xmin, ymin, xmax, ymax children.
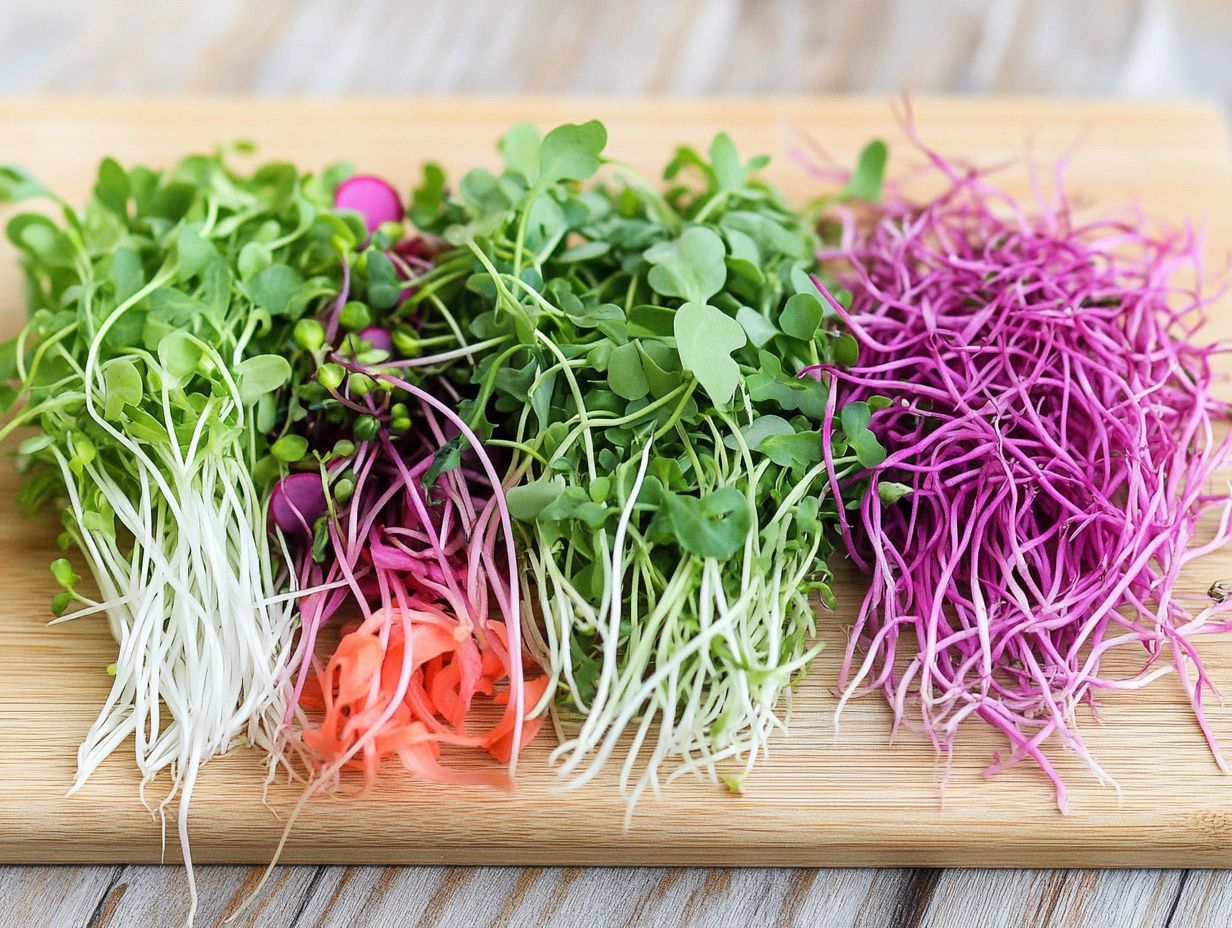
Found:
<box><xmin>878</xmin><ymin>481</ymin><xmax>913</xmax><ymax>504</ymax></box>
<box><xmin>18</xmin><ymin>434</ymin><xmax>53</xmax><ymax>455</ymax></box>
<box><xmin>237</xmin><ymin>240</ymin><xmax>272</xmax><ymax>281</ymax></box>
<box><xmin>626</xmin><ymin>305</ymin><xmax>676</xmax><ymax>339</ymax></box>
<box><xmin>0</xmin><ymin>164</ymin><xmax>51</xmax><ymax>202</ymax></box>
<box><xmin>93</xmin><ymin>157</ymin><xmax>130</xmax><ymax>216</ymax></box>
<box><xmin>409</xmin><ymin>162</ymin><xmax>447</xmax><ymax>227</ymax></box>
<box><xmin>760</xmin><ymin>430</ymin><xmax>823</xmax><ymax>469</ymax></box>
<box><xmin>424</xmin><ymin>436</ymin><xmax>464</xmax><ymax>490</ymax></box>
<box><xmin>674</xmin><ymin>301</ymin><xmax>746</xmax><ymax>406</ymax></box>
<box><xmin>536</xmin><ymin>120</ymin><xmax>607</xmax><ymax>186</ymax></box>
<box><xmin>501</xmin><ymin>123</ymin><xmax>542</xmax><ymax>183</ymax></box>
<box><xmin>176</xmin><ymin>226</ymin><xmax>217</xmax><ymax>281</ymax></box>
<box><xmin>157</xmin><ymin>331</ymin><xmax>204</xmax><ymax>383</ymax></box>
<box><xmin>841</xmin><ymin>401</ymin><xmax>887</xmax><ymax>468</ymax></box>
<box><xmin>607</xmin><ymin>341</ymin><xmax>649</xmax><ymax>401</ymax></box>
<box><xmin>710</xmin><ymin>134</ymin><xmax>743</xmax><ymax>190</ymax></box>
<box><xmin>103</xmin><ymin>359</ymin><xmax>143</xmax><ymax>420</ymax></box>
<box><xmin>833</xmin><ymin>332</ymin><xmax>859</xmax><ymax>367</ymax></box>
<box><xmin>646</xmin><ymin>226</ymin><xmax>727</xmax><ymax>304</ymax></box>
<box><xmin>664</xmin><ymin>487</ymin><xmax>752</xmax><ymax>559</ymax></box>
<box><xmin>237</xmin><ymin>355</ymin><xmax>292</xmax><ymax>405</ymax></box>
<box><xmin>271</xmin><ymin>434</ymin><xmax>308</xmax><ymax>463</ymax></box>
<box><xmin>723</xmin><ymin>415</ymin><xmax>794</xmax><ymax>452</ymax></box>
<box><xmin>50</xmin><ymin>558</ymin><xmax>80</xmax><ymax>589</ymax></box>
<box><xmin>507</xmin><ymin>479</ymin><xmax>564</xmax><ymax>521</ymax></box>
<box><xmin>842</xmin><ymin>139</ymin><xmax>888</xmax><ymax>203</ymax></box>
<box><xmin>735</xmin><ymin>305</ymin><xmax>778</xmax><ymax>348</ymax></box>
<box><xmin>249</xmin><ymin>264</ymin><xmax>305</xmax><ymax>316</ymax></box>
<box><xmin>779</xmin><ymin>292</ymin><xmax>824</xmax><ymax>341</ymax></box>
<box><xmin>366</xmin><ymin>251</ymin><xmax>401</xmax><ymax>310</ymax></box>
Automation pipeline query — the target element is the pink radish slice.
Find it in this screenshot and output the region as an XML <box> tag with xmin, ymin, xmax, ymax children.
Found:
<box><xmin>334</xmin><ymin>175</ymin><xmax>404</xmax><ymax>232</ymax></box>
<box><xmin>270</xmin><ymin>472</ymin><xmax>328</xmax><ymax>533</ymax></box>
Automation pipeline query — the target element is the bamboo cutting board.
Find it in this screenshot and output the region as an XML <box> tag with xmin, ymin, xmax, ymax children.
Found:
<box><xmin>2</xmin><ymin>97</ymin><xmax>1232</xmax><ymax>868</ymax></box>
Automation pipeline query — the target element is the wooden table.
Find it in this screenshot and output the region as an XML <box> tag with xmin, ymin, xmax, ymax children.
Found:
<box><xmin>0</xmin><ymin>864</ymin><xmax>1208</xmax><ymax>927</ymax></box>
<box><xmin>4</xmin><ymin>4</ymin><xmax>1232</xmax><ymax>927</ymax></box>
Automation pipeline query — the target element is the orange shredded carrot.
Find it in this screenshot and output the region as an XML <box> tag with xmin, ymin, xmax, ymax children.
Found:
<box><xmin>301</xmin><ymin>604</ymin><xmax>546</xmax><ymax>793</ymax></box>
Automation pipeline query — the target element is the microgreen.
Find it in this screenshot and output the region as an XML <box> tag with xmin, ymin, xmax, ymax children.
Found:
<box><xmin>840</xmin><ymin>139</ymin><xmax>888</xmax><ymax>203</ymax></box>
<box><xmin>398</xmin><ymin>122</ymin><xmax>875</xmax><ymax>809</ymax></box>
<box><xmin>811</xmin><ymin>141</ymin><xmax>1232</xmax><ymax>809</ymax></box>
<box><xmin>0</xmin><ymin>149</ymin><xmax>355</xmax><ymax>921</ymax></box>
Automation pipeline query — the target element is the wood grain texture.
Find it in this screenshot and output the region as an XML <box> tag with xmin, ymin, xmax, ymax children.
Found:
<box><xmin>1168</xmin><ymin>870</ymin><xmax>1232</xmax><ymax>927</ymax></box>
<box><xmin>0</xmin><ymin>863</ymin><xmax>1202</xmax><ymax>928</ymax></box>
<box><xmin>0</xmin><ymin>865</ymin><xmax>121</xmax><ymax>926</ymax></box>
<box><xmin>920</xmin><ymin>869</ymin><xmax>1185</xmax><ymax>928</ymax></box>
<box><xmin>0</xmin><ymin>0</ymin><xmax>1227</xmax><ymax>107</ymax></box>
<box><xmin>0</xmin><ymin>864</ymin><xmax>930</xmax><ymax>928</ymax></box>
<box><xmin>0</xmin><ymin>98</ymin><xmax>1231</xmax><ymax>888</ymax></box>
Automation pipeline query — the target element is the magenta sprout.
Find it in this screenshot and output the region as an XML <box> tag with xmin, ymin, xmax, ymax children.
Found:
<box><xmin>808</xmin><ymin>138</ymin><xmax>1232</xmax><ymax>810</ymax></box>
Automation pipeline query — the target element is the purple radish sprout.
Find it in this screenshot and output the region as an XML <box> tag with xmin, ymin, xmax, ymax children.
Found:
<box><xmin>807</xmin><ymin>135</ymin><xmax>1232</xmax><ymax>810</ymax></box>
<box><xmin>323</xmin><ymin>259</ymin><xmax>352</xmax><ymax>346</ymax></box>
<box><xmin>274</xmin><ymin>355</ymin><xmax>538</xmax><ymax>797</ymax></box>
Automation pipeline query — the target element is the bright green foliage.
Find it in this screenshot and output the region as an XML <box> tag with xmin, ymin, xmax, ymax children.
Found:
<box><xmin>400</xmin><ymin>122</ymin><xmax>880</xmax><ymax>804</ymax></box>
<box><xmin>0</xmin><ymin>121</ymin><xmax>891</xmax><ymax>826</ymax></box>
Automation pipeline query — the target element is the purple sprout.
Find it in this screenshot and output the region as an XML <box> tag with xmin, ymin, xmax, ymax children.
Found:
<box><xmin>808</xmin><ymin>138</ymin><xmax>1232</xmax><ymax>810</ymax></box>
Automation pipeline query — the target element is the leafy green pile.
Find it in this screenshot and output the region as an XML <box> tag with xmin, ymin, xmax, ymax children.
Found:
<box><xmin>0</xmin><ymin>150</ymin><xmax>361</xmax><ymax>917</ymax></box>
<box><xmin>0</xmin><ymin>120</ymin><xmax>886</xmax><ymax>879</ymax></box>
<box><xmin>399</xmin><ymin>122</ymin><xmax>885</xmax><ymax>805</ymax></box>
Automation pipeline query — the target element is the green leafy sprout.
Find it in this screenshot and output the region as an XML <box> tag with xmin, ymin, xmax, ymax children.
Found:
<box><xmin>398</xmin><ymin>123</ymin><xmax>887</xmax><ymax>812</ymax></box>
<box><xmin>0</xmin><ymin>122</ymin><xmax>891</xmax><ymax>848</ymax></box>
<box><xmin>0</xmin><ymin>149</ymin><xmax>359</xmax><ymax>920</ymax></box>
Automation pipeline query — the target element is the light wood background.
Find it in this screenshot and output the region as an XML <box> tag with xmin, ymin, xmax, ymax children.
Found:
<box><xmin>3</xmin><ymin>5</ymin><xmax>1232</xmax><ymax>928</ymax></box>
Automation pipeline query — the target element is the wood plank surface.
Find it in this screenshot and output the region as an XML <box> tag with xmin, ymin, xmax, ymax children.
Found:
<box><xmin>0</xmin><ymin>0</ymin><xmax>1228</xmax><ymax>107</ymax></box>
<box><xmin>2</xmin><ymin>98</ymin><xmax>1232</xmax><ymax>880</ymax></box>
<box><xmin>0</xmin><ymin>862</ymin><xmax>1211</xmax><ymax>928</ymax></box>
<box><xmin>920</xmin><ymin>869</ymin><xmax>1184</xmax><ymax>928</ymax></box>
<box><xmin>0</xmin><ymin>864</ymin><xmax>926</xmax><ymax>928</ymax></box>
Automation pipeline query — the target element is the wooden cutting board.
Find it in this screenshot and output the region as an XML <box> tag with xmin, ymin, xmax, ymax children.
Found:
<box><xmin>2</xmin><ymin>97</ymin><xmax>1232</xmax><ymax>868</ymax></box>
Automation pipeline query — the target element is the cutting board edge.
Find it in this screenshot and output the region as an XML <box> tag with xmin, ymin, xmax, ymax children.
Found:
<box><xmin>5</xmin><ymin>95</ymin><xmax>1232</xmax><ymax>868</ymax></box>
<box><xmin>1</xmin><ymin>840</ymin><xmax>1229</xmax><ymax>869</ymax></box>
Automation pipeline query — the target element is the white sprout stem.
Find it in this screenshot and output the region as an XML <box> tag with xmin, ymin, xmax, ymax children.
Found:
<box><xmin>524</xmin><ymin>419</ymin><xmax>826</xmax><ymax>817</ymax></box>
<box><xmin>57</xmin><ymin>414</ymin><xmax>295</xmax><ymax>921</ymax></box>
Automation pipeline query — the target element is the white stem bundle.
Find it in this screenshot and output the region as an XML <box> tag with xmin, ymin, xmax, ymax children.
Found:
<box><xmin>54</xmin><ymin>377</ymin><xmax>295</xmax><ymax>926</ymax></box>
<box><xmin>522</xmin><ymin>437</ymin><xmax>826</xmax><ymax>825</ymax></box>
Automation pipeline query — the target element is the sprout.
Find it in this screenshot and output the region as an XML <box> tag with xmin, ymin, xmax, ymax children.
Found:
<box><xmin>810</xmin><ymin>137</ymin><xmax>1232</xmax><ymax>808</ymax></box>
